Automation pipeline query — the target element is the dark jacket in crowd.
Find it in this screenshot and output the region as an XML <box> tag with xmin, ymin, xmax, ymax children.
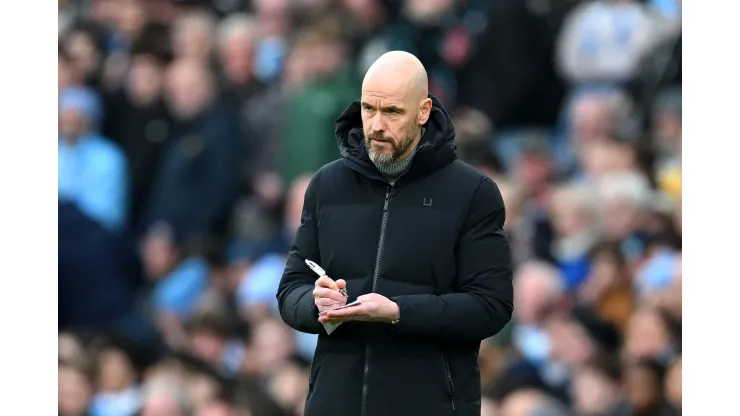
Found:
<box><xmin>145</xmin><ymin>101</ymin><xmax>244</xmax><ymax>242</ymax></box>
<box><xmin>277</xmin><ymin>95</ymin><xmax>514</xmax><ymax>416</ymax></box>
<box><xmin>457</xmin><ymin>0</ymin><xmax>571</xmax><ymax>128</ymax></box>
<box><xmin>59</xmin><ymin>202</ymin><xmax>138</xmax><ymax>331</ymax></box>
<box><xmin>102</xmin><ymin>90</ymin><xmax>174</xmax><ymax>231</ymax></box>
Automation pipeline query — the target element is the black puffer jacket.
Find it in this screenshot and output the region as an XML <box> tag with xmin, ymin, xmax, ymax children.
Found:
<box><xmin>277</xmin><ymin>95</ymin><xmax>514</xmax><ymax>416</ymax></box>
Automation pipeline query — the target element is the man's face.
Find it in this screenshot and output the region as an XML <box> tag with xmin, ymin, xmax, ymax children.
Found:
<box><xmin>142</xmin><ymin>233</ymin><xmax>177</xmax><ymax>279</ymax></box>
<box><xmin>517</xmin><ymin>154</ymin><xmax>552</xmax><ymax>192</ymax></box>
<box><xmin>601</xmin><ymin>197</ymin><xmax>637</xmax><ymax>239</ymax></box>
<box><xmin>653</xmin><ymin>112</ymin><xmax>682</xmax><ymax>154</ymax></box>
<box><xmin>514</xmin><ymin>273</ymin><xmax>554</xmax><ymax>325</ymax></box>
<box><xmin>58</xmin><ymin>366</ymin><xmax>92</xmax><ymax>415</ymax></box>
<box><xmin>97</xmin><ymin>348</ymin><xmax>135</xmax><ymax>392</ymax></box>
<box><xmin>219</xmin><ymin>32</ymin><xmax>255</xmax><ymax>85</ymax></box>
<box><xmin>141</xmin><ymin>394</ymin><xmax>184</xmax><ymax>416</ymax></box>
<box><xmin>624</xmin><ymin>309</ymin><xmax>671</xmax><ymax>359</ymax></box>
<box><xmin>190</xmin><ymin>330</ymin><xmax>227</xmax><ymax>365</ymax></box>
<box><xmin>59</xmin><ymin>108</ymin><xmax>89</xmax><ymax>140</ymax></box>
<box><xmin>113</xmin><ymin>0</ymin><xmax>145</xmax><ymax>38</ymax></box>
<box><xmin>572</xmin><ymin>367</ymin><xmax>619</xmax><ymax>414</ymax></box>
<box><xmin>572</xmin><ymin>96</ymin><xmax>612</xmax><ymax>144</ymax></box>
<box><xmin>249</xmin><ymin>319</ymin><xmax>294</xmax><ymax>375</ymax></box>
<box><xmin>65</xmin><ymin>31</ymin><xmax>100</xmax><ymax>79</ymax></box>
<box><xmin>550</xmin><ymin>192</ymin><xmax>588</xmax><ymax>238</ymax></box>
<box><xmin>546</xmin><ymin>317</ymin><xmax>595</xmax><ymax>366</ymax></box>
<box><xmin>188</xmin><ymin>374</ymin><xmax>220</xmax><ymax>412</ymax></box>
<box><xmin>269</xmin><ymin>363</ymin><xmax>309</xmax><ymax>411</ymax></box>
<box><xmin>361</xmin><ymin>87</ymin><xmax>422</xmax><ymax>165</ymax></box>
<box><xmin>166</xmin><ymin>61</ymin><xmax>212</xmax><ymax>120</ymax></box>
<box><xmin>174</xmin><ymin>17</ymin><xmax>214</xmax><ymax>62</ymax></box>
<box><xmin>129</xmin><ymin>55</ymin><xmax>165</xmax><ymax>105</ymax></box>
<box><xmin>312</xmin><ymin>41</ymin><xmax>345</xmax><ymax>79</ymax></box>
<box><xmin>581</xmin><ymin>142</ymin><xmax>636</xmax><ymax>180</ymax></box>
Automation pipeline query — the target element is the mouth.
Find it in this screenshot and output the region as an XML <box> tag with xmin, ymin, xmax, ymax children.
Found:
<box><xmin>371</xmin><ymin>138</ymin><xmax>391</xmax><ymax>144</ymax></box>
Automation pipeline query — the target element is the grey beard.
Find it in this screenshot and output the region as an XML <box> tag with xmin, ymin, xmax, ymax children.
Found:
<box><xmin>365</xmin><ymin>125</ymin><xmax>422</xmax><ymax>165</ymax></box>
<box><xmin>365</xmin><ymin>139</ymin><xmax>419</xmax><ymax>181</ymax></box>
<box><xmin>368</xmin><ymin>144</ymin><xmax>395</xmax><ymax>165</ymax></box>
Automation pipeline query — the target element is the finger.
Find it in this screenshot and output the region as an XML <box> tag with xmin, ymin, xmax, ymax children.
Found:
<box><xmin>318</xmin><ymin>314</ymin><xmax>350</xmax><ymax>325</ymax></box>
<box><xmin>335</xmin><ymin>279</ymin><xmax>347</xmax><ymax>290</ymax></box>
<box><xmin>326</xmin><ymin>304</ymin><xmax>366</xmax><ymax>318</ymax></box>
<box><xmin>323</xmin><ymin>313</ymin><xmax>367</xmax><ymax>324</ymax></box>
<box><xmin>316</xmin><ymin>298</ymin><xmax>344</xmax><ymax>307</ymax></box>
<box><xmin>313</xmin><ymin>288</ymin><xmax>347</xmax><ymax>302</ymax></box>
<box><xmin>315</xmin><ymin>276</ymin><xmax>337</xmax><ymax>289</ymax></box>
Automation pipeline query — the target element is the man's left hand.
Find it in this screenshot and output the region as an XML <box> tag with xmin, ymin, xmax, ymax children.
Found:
<box><xmin>318</xmin><ymin>293</ymin><xmax>400</xmax><ymax>325</ymax></box>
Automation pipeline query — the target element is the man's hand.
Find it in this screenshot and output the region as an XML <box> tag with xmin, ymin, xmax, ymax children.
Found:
<box><xmin>318</xmin><ymin>293</ymin><xmax>400</xmax><ymax>325</ymax></box>
<box><xmin>313</xmin><ymin>276</ymin><xmax>347</xmax><ymax>314</ymax></box>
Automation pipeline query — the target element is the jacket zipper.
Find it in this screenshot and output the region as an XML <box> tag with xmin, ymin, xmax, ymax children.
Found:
<box><xmin>308</xmin><ymin>359</ymin><xmax>314</xmax><ymax>392</ymax></box>
<box><xmin>441</xmin><ymin>352</ymin><xmax>457</xmax><ymax>411</ymax></box>
<box><xmin>360</xmin><ymin>185</ymin><xmax>393</xmax><ymax>416</ymax></box>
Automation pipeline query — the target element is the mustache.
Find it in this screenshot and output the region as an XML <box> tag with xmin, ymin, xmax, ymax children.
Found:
<box><xmin>365</xmin><ymin>133</ymin><xmax>393</xmax><ymax>143</ymax></box>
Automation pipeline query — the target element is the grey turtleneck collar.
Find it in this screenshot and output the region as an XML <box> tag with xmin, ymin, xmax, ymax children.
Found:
<box><xmin>373</xmin><ymin>145</ymin><xmax>418</xmax><ymax>184</ymax></box>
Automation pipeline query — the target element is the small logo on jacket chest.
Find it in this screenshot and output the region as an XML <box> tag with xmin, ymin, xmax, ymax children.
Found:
<box><xmin>422</xmin><ymin>198</ymin><xmax>433</xmax><ymax>207</ymax></box>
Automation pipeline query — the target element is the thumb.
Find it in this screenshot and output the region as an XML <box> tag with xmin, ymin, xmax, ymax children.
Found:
<box><xmin>335</xmin><ymin>279</ymin><xmax>347</xmax><ymax>290</ymax></box>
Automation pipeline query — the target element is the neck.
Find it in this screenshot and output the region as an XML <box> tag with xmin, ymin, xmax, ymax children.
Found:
<box><xmin>373</xmin><ymin>146</ymin><xmax>418</xmax><ymax>183</ymax></box>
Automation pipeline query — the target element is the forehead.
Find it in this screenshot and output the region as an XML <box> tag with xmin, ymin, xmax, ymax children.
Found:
<box><xmin>361</xmin><ymin>75</ymin><xmax>414</xmax><ymax>106</ymax></box>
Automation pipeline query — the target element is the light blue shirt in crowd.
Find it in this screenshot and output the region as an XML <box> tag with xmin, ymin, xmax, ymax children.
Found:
<box><xmin>90</xmin><ymin>387</ymin><xmax>141</xmax><ymax>416</ymax></box>
<box><xmin>649</xmin><ymin>0</ymin><xmax>682</xmax><ymax>20</ymax></box>
<box><xmin>153</xmin><ymin>257</ymin><xmax>210</xmax><ymax>319</ymax></box>
<box><xmin>58</xmin><ymin>135</ymin><xmax>128</xmax><ymax>231</ymax></box>
<box><xmin>635</xmin><ymin>249</ymin><xmax>679</xmax><ymax>295</ymax></box>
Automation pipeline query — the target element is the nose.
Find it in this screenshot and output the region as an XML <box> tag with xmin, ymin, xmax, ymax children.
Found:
<box><xmin>370</xmin><ymin>113</ymin><xmax>385</xmax><ymax>134</ymax></box>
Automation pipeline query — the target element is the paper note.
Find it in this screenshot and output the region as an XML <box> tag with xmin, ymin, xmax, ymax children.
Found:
<box><xmin>323</xmin><ymin>322</ymin><xmax>343</xmax><ymax>335</ymax></box>
<box><xmin>320</xmin><ymin>301</ymin><xmax>362</xmax><ymax>335</ymax></box>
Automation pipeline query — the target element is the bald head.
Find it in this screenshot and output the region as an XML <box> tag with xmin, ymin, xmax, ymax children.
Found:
<box><xmin>360</xmin><ymin>51</ymin><xmax>432</xmax><ymax>165</ymax></box>
<box><xmin>363</xmin><ymin>51</ymin><xmax>429</xmax><ymax>101</ymax></box>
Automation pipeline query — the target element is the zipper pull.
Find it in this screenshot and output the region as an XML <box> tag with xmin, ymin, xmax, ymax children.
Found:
<box><xmin>383</xmin><ymin>187</ymin><xmax>391</xmax><ymax>211</ymax></box>
<box><xmin>451</xmin><ymin>396</ymin><xmax>456</xmax><ymax>411</ymax></box>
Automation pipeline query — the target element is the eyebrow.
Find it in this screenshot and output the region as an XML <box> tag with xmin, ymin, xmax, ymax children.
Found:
<box><xmin>360</xmin><ymin>101</ymin><xmax>406</xmax><ymax>114</ymax></box>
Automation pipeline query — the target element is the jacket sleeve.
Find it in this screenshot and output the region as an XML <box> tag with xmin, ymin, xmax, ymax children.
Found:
<box><xmin>391</xmin><ymin>177</ymin><xmax>514</xmax><ymax>342</ymax></box>
<box><xmin>276</xmin><ymin>173</ymin><xmax>324</xmax><ymax>334</ymax></box>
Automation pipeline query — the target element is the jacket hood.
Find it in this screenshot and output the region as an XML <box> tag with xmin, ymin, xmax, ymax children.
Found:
<box><xmin>335</xmin><ymin>93</ymin><xmax>458</xmax><ymax>181</ymax></box>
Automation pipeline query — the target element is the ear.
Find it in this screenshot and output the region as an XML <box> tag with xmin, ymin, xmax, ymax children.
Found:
<box><xmin>418</xmin><ymin>98</ymin><xmax>433</xmax><ymax>125</ymax></box>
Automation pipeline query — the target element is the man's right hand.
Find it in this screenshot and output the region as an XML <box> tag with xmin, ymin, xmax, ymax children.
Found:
<box><xmin>313</xmin><ymin>276</ymin><xmax>347</xmax><ymax>314</ymax></box>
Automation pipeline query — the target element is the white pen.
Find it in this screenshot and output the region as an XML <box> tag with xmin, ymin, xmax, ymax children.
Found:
<box><xmin>305</xmin><ymin>259</ymin><xmax>348</xmax><ymax>297</ymax></box>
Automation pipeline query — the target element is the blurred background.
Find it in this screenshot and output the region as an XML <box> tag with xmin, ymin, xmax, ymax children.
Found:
<box><xmin>57</xmin><ymin>0</ymin><xmax>682</xmax><ymax>415</ymax></box>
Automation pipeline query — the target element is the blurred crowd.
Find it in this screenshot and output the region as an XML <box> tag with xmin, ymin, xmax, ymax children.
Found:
<box><xmin>57</xmin><ymin>0</ymin><xmax>682</xmax><ymax>415</ymax></box>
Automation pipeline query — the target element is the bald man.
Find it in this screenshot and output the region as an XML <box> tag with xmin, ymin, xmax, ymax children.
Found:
<box><xmin>277</xmin><ymin>51</ymin><xmax>513</xmax><ymax>416</ymax></box>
